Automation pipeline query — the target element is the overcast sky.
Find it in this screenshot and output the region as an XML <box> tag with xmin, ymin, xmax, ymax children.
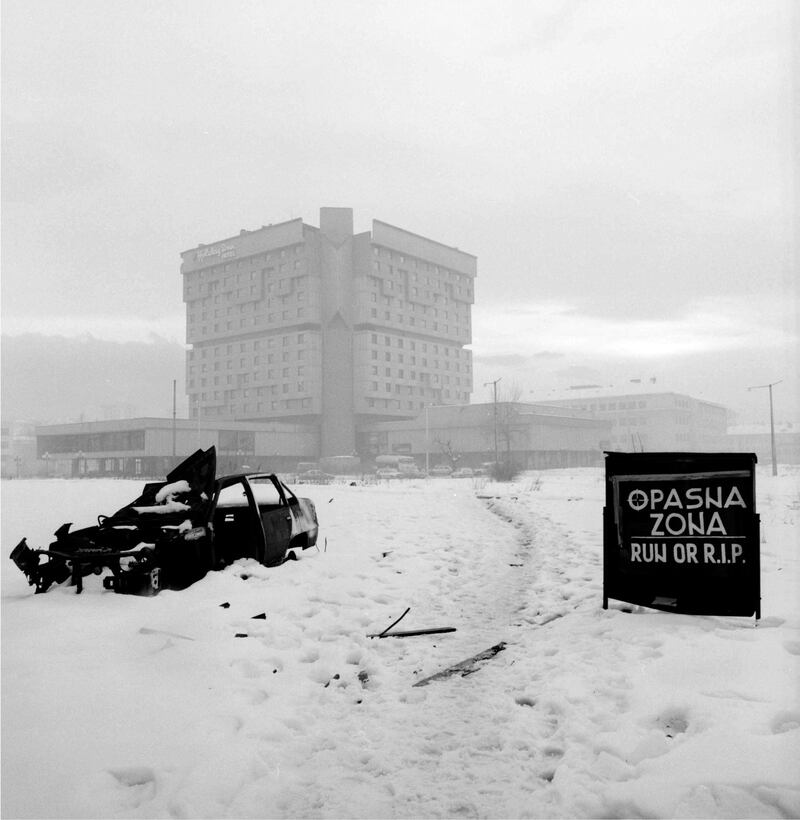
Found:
<box><xmin>2</xmin><ymin>0</ymin><xmax>797</xmax><ymax>422</ymax></box>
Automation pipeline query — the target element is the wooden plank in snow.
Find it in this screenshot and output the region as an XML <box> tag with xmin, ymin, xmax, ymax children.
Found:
<box><xmin>368</xmin><ymin>627</ymin><xmax>457</xmax><ymax>639</ymax></box>
<box><xmin>412</xmin><ymin>641</ymin><xmax>507</xmax><ymax>687</ymax></box>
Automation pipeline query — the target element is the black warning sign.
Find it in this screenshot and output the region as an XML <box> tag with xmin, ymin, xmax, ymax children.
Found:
<box><xmin>603</xmin><ymin>452</ymin><xmax>760</xmax><ymax>618</ymax></box>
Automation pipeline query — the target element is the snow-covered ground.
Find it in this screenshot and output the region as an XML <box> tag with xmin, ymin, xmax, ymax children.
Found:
<box><xmin>2</xmin><ymin>467</ymin><xmax>799</xmax><ymax>819</ymax></box>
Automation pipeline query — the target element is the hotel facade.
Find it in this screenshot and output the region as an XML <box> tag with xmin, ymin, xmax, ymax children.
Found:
<box><xmin>182</xmin><ymin>208</ymin><xmax>476</xmax><ymax>457</ymax></box>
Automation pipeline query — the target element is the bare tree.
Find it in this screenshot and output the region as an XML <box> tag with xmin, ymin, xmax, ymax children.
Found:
<box><xmin>433</xmin><ymin>437</ymin><xmax>462</xmax><ymax>469</ymax></box>
<box><xmin>484</xmin><ymin>382</ymin><xmax>526</xmax><ymax>479</ymax></box>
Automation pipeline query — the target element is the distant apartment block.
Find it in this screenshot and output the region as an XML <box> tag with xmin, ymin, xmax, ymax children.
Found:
<box><xmin>181</xmin><ymin>208</ymin><xmax>476</xmax><ymax>456</ymax></box>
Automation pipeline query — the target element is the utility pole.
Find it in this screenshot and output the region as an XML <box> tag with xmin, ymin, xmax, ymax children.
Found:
<box><xmin>748</xmin><ymin>380</ymin><xmax>782</xmax><ymax>476</ymax></box>
<box><xmin>172</xmin><ymin>379</ymin><xmax>177</xmax><ymax>460</ymax></box>
<box><xmin>484</xmin><ymin>378</ymin><xmax>501</xmax><ymax>466</ymax></box>
<box><xmin>425</xmin><ymin>404</ymin><xmax>429</xmax><ymax>476</ymax></box>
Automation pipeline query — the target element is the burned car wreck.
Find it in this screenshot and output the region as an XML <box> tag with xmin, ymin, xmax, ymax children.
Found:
<box><xmin>10</xmin><ymin>447</ymin><xmax>319</xmax><ymax>595</ymax></box>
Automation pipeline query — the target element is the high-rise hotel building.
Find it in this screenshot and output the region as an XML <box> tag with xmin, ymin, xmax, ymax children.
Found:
<box><xmin>181</xmin><ymin>208</ymin><xmax>476</xmax><ymax>457</ymax></box>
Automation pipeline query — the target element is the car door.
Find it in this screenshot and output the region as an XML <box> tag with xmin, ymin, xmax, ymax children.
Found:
<box><xmin>213</xmin><ymin>477</ymin><xmax>267</xmax><ymax>565</ymax></box>
<box><xmin>246</xmin><ymin>476</ymin><xmax>292</xmax><ymax>566</ymax></box>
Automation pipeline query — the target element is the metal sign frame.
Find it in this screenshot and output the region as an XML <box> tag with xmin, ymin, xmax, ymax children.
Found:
<box><xmin>603</xmin><ymin>452</ymin><xmax>760</xmax><ymax>619</ymax></box>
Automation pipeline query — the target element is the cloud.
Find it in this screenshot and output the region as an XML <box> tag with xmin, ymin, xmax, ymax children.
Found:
<box><xmin>1</xmin><ymin>123</ymin><xmax>120</xmax><ymax>204</ymax></box>
<box><xmin>472</xmin><ymin>294</ymin><xmax>796</xmax><ymax>360</ymax></box>
<box><xmin>472</xmin><ymin>353</ymin><xmax>531</xmax><ymax>368</ymax></box>
<box><xmin>1</xmin><ymin>314</ymin><xmax>186</xmax><ymax>345</ymax></box>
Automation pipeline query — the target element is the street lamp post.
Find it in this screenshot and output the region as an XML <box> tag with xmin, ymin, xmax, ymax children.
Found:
<box><xmin>748</xmin><ymin>380</ymin><xmax>782</xmax><ymax>476</ymax></box>
<box><xmin>484</xmin><ymin>378</ymin><xmax>501</xmax><ymax>466</ymax></box>
<box><xmin>172</xmin><ymin>379</ymin><xmax>177</xmax><ymax>461</ymax></box>
<box><xmin>425</xmin><ymin>405</ymin><xmax>429</xmax><ymax>475</ymax></box>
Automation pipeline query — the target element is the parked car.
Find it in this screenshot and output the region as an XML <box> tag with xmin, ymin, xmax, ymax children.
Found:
<box><xmin>297</xmin><ymin>469</ymin><xmax>333</xmax><ymax>484</ymax></box>
<box><xmin>9</xmin><ymin>446</ymin><xmax>318</xmax><ymax>596</ymax></box>
<box><xmin>375</xmin><ymin>467</ymin><xmax>401</xmax><ymax>479</ymax></box>
<box><xmin>451</xmin><ymin>467</ymin><xmax>475</xmax><ymax>478</ymax></box>
<box><xmin>429</xmin><ymin>464</ymin><xmax>453</xmax><ymax>476</ymax></box>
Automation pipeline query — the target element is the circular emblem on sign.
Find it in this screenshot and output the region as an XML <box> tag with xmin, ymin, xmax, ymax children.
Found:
<box><xmin>627</xmin><ymin>489</ymin><xmax>648</xmax><ymax>511</ymax></box>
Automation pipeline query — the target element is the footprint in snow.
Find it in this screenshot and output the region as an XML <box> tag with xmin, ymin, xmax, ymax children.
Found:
<box><xmin>782</xmin><ymin>640</ymin><xmax>800</xmax><ymax>656</ymax></box>
<box><xmin>758</xmin><ymin>616</ymin><xmax>786</xmax><ymax>628</ymax></box>
<box><xmin>656</xmin><ymin>709</ymin><xmax>689</xmax><ymax>738</ymax></box>
<box><xmin>770</xmin><ymin>710</ymin><xmax>800</xmax><ymax>734</ymax></box>
<box><xmin>345</xmin><ymin>648</ymin><xmax>363</xmax><ymax>665</ymax></box>
<box><xmin>231</xmin><ymin>658</ymin><xmax>262</xmax><ymax>679</ymax></box>
<box><xmin>247</xmin><ymin>689</ymin><xmax>269</xmax><ymax>705</ymax></box>
<box><xmin>107</xmin><ymin>766</ymin><xmax>156</xmax><ymax>800</ymax></box>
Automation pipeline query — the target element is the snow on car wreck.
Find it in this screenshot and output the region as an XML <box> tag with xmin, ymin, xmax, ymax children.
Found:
<box><xmin>9</xmin><ymin>446</ymin><xmax>319</xmax><ymax>595</ymax></box>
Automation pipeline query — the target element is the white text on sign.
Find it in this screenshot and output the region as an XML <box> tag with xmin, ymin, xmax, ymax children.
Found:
<box><xmin>629</xmin><ymin>542</ymin><xmax>744</xmax><ymax>564</ymax></box>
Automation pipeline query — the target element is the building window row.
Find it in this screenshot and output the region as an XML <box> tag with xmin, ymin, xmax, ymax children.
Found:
<box><xmin>370</xmin><ymin>246</ymin><xmax>473</xmax><ymax>286</ymax></box>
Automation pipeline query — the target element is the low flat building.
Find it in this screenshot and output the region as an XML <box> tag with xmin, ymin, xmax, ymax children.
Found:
<box><xmin>32</xmin><ymin>402</ymin><xmax>612</xmax><ymax>478</ymax></box>
<box><xmin>360</xmin><ymin>402</ymin><xmax>612</xmax><ymax>470</ymax></box>
<box><xmin>1</xmin><ymin>421</ymin><xmax>37</xmax><ymax>478</ymax></box>
<box><xmin>35</xmin><ymin>418</ymin><xmax>318</xmax><ymax>478</ymax></box>
<box><xmin>538</xmin><ymin>391</ymin><xmax>728</xmax><ymax>452</ymax></box>
<box><xmin>711</xmin><ymin>423</ymin><xmax>800</xmax><ymax>465</ymax></box>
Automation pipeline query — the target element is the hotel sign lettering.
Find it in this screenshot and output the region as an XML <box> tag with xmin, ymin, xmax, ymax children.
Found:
<box><xmin>603</xmin><ymin>452</ymin><xmax>760</xmax><ymax>618</ymax></box>
<box><xmin>196</xmin><ymin>243</ymin><xmax>236</xmax><ymax>262</ymax></box>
